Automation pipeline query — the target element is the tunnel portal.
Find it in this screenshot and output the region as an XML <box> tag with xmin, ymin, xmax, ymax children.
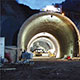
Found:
<box><xmin>17</xmin><ymin>12</ymin><xmax>80</xmax><ymax>59</ymax></box>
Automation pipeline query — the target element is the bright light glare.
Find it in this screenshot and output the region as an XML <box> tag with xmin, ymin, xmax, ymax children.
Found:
<box><xmin>40</xmin><ymin>5</ymin><xmax>62</xmax><ymax>13</ymax></box>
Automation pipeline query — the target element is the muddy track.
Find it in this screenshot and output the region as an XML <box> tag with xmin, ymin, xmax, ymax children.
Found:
<box><xmin>1</xmin><ymin>61</ymin><xmax>80</xmax><ymax>80</ymax></box>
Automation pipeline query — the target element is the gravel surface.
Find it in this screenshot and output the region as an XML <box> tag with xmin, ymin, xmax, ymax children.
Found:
<box><xmin>0</xmin><ymin>60</ymin><xmax>80</xmax><ymax>80</ymax></box>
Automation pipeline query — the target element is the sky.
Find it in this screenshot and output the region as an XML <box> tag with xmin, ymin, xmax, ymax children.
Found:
<box><xmin>16</xmin><ymin>0</ymin><xmax>65</xmax><ymax>9</ymax></box>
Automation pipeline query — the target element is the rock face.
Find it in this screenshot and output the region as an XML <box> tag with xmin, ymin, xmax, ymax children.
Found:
<box><xmin>62</xmin><ymin>0</ymin><xmax>80</xmax><ymax>31</ymax></box>
<box><xmin>62</xmin><ymin>0</ymin><xmax>80</xmax><ymax>13</ymax></box>
<box><xmin>1</xmin><ymin>0</ymin><xmax>39</xmax><ymax>45</ymax></box>
<box><xmin>0</xmin><ymin>0</ymin><xmax>80</xmax><ymax>46</ymax></box>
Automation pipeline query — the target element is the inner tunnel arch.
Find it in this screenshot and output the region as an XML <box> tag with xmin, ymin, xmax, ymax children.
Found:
<box><xmin>17</xmin><ymin>12</ymin><xmax>80</xmax><ymax>59</ymax></box>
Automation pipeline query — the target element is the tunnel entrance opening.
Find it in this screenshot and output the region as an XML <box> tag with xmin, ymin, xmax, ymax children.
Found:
<box><xmin>27</xmin><ymin>32</ymin><xmax>60</xmax><ymax>58</ymax></box>
<box><xmin>17</xmin><ymin>12</ymin><xmax>80</xmax><ymax>60</ymax></box>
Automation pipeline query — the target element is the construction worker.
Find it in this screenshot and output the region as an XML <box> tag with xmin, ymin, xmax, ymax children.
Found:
<box><xmin>20</xmin><ymin>50</ymin><xmax>34</xmax><ymax>64</ymax></box>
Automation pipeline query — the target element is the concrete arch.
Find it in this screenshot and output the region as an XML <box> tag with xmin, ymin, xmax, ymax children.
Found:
<box><xmin>17</xmin><ymin>12</ymin><xmax>80</xmax><ymax>59</ymax></box>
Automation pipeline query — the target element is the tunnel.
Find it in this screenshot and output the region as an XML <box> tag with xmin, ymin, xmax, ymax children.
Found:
<box><xmin>17</xmin><ymin>12</ymin><xmax>80</xmax><ymax>60</ymax></box>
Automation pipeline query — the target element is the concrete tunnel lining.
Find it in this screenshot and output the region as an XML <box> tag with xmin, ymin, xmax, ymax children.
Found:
<box><xmin>27</xmin><ymin>32</ymin><xmax>60</xmax><ymax>58</ymax></box>
<box><xmin>17</xmin><ymin>12</ymin><xmax>80</xmax><ymax>59</ymax></box>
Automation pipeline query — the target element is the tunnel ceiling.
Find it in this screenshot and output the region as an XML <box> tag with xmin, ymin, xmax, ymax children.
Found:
<box><xmin>17</xmin><ymin>12</ymin><xmax>80</xmax><ymax>59</ymax></box>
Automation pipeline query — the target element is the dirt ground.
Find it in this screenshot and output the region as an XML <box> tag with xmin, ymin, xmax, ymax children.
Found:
<box><xmin>0</xmin><ymin>59</ymin><xmax>80</xmax><ymax>80</ymax></box>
